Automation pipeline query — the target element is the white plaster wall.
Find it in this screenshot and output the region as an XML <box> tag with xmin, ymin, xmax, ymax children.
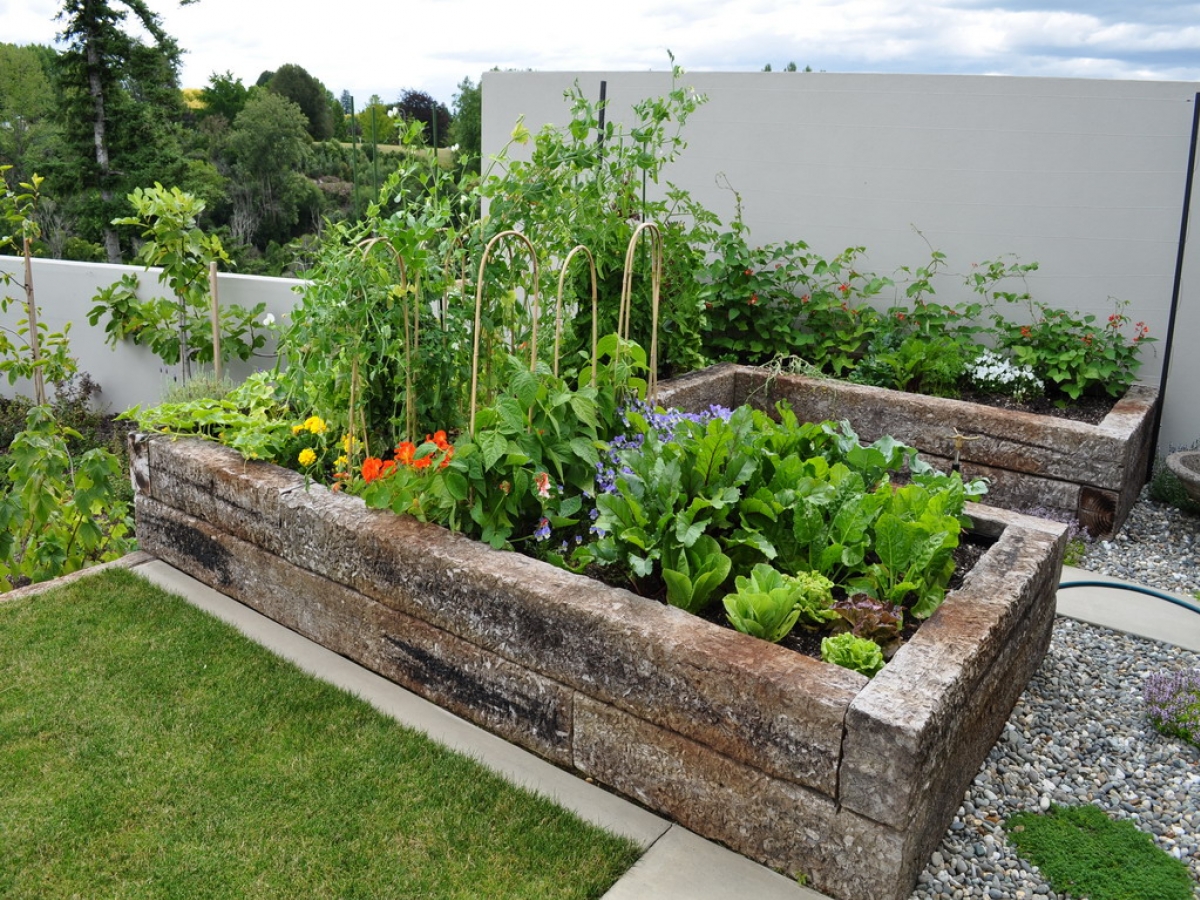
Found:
<box><xmin>0</xmin><ymin>256</ymin><xmax>299</xmax><ymax>413</ymax></box>
<box><xmin>483</xmin><ymin>70</ymin><xmax>1200</xmax><ymax>451</ymax></box>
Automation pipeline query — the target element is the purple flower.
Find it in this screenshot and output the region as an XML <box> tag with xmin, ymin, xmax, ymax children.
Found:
<box><xmin>1143</xmin><ymin>668</ymin><xmax>1200</xmax><ymax>745</ymax></box>
<box><xmin>533</xmin><ymin>517</ymin><xmax>552</xmax><ymax>542</ymax></box>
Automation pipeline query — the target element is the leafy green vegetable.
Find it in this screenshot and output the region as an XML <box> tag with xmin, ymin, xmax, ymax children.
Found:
<box><xmin>723</xmin><ymin>564</ymin><xmax>835</xmax><ymax>643</ymax></box>
<box><xmin>820</xmin><ymin>632</ymin><xmax>885</xmax><ymax>678</ymax></box>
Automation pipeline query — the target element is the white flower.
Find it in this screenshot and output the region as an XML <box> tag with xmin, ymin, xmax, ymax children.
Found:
<box><xmin>261</xmin><ymin>313</ymin><xmax>276</xmax><ymax>327</ymax></box>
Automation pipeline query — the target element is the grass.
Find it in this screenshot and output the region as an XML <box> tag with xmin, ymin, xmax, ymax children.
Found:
<box><xmin>0</xmin><ymin>568</ymin><xmax>642</xmax><ymax>899</ymax></box>
<box><xmin>1005</xmin><ymin>803</ymin><xmax>1194</xmax><ymax>900</ymax></box>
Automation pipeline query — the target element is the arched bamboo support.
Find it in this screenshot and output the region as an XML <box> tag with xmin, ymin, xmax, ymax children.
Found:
<box><xmin>618</xmin><ymin>221</ymin><xmax>664</xmax><ymax>402</ymax></box>
<box><xmin>554</xmin><ymin>244</ymin><xmax>598</xmax><ymax>383</ymax></box>
<box><xmin>469</xmin><ymin>229</ymin><xmax>540</xmax><ymax>436</ymax></box>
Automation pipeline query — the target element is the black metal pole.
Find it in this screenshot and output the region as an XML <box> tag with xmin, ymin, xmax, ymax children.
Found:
<box><xmin>1147</xmin><ymin>91</ymin><xmax>1200</xmax><ymax>474</ymax></box>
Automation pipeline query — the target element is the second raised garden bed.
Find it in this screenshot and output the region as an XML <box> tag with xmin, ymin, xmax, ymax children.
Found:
<box><xmin>657</xmin><ymin>364</ymin><xmax>1158</xmax><ymax>537</ymax></box>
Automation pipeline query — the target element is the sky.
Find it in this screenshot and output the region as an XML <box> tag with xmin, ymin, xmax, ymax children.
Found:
<box><xmin>3</xmin><ymin>0</ymin><xmax>1199</xmax><ymax>109</ymax></box>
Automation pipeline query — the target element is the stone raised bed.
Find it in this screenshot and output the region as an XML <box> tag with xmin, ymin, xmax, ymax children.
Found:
<box><xmin>130</xmin><ymin>434</ymin><xmax>1067</xmax><ymax>900</ymax></box>
<box><xmin>657</xmin><ymin>364</ymin><xmax>1158</xmax><ymax>538</ymax></box>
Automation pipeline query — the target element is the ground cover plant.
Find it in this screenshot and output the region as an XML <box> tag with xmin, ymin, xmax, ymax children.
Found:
<box><xmin>0</xmin><ymin>568</ymin><xmax>642</xmax><ymax>899</ymax></box>
<box><xmin>1005</xmin><ymin>803</ymin><xmax>1193</xmax><ymax>900</ymax></box>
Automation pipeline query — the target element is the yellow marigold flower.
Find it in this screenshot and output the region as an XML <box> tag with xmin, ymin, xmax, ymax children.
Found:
<box><xmin>291</xmin><ymin>424</ymin><xmax>305</xmax><ymax>435</ymax></box>
<box><xmin>304</xmin><ymin>416</ymin><xmax>327</xmax><ymax>434</ymax></box>
<box><xmin>341</xmin><ymin>434</ymin><xmax>359</xmax><ymax>453</ymax></box>
<box><xmin>298</xmin><ymin>448</ymin><xmax>317</xmax><ymax>467</ymax></box>
<box><xmin>334</xmin><ymin>455</ymin><xmax>348</xmax><ymax>468</ymax></box>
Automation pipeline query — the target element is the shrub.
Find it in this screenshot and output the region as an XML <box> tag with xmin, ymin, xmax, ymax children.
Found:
<box><xmin>1143</xmin><ymin>668</ymin><xmax>1200</xmax><ymax>746</ymax></box>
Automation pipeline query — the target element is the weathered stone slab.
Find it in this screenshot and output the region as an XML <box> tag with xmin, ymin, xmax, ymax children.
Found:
<box><xmin>838</xmin><ymin>517</ymin><xmax>1064</xmax><ymax>833</ymax></box>
<box><xmin>136</xmin><ymin>495</ymin><xmax>576</xmax><ymax>764</ymax></box>
<box><xmin>573</xmin><ymin>696</ymin><xmax>917</xmax><ymax>900</ymax></box>
<box><xmin>658</xmin><ymin>365</ymin><xmax>1158</xmax><ymax>536</ymax></box>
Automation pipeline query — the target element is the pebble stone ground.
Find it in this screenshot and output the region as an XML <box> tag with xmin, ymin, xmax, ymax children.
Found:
<box><xmin>908</xmin><ymin>490</ymin><xmax>1200</xmax><ymax>900</ymax></box>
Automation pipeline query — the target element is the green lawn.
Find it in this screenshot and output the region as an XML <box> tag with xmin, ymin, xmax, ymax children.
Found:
<box><xmin>0</xmin><ymin>568</ymin><xmax>641</xmax><ymax>899</ymax></box>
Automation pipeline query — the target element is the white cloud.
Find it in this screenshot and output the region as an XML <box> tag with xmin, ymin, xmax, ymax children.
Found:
<box><xmin>1</xmin><ymin>0</ymin><xmax>1197</xmax><ymax>105</ymax></box>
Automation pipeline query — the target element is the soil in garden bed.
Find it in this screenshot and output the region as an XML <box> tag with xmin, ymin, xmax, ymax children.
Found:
<box><xmin>950</xmin><ymin>387</ymin><xmax>1112</xmax><ymax>425</ymax></box>
<box><xmin>574</xmin><ymin>533</ymin><xmax>995</xmax><ymax>664</ymax></box>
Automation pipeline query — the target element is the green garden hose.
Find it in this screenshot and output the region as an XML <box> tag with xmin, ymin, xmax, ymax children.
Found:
<box><xmin>1058</xmin><ymin>580</ymin><xmax>1200</xmax><ymax>615</ymax></box>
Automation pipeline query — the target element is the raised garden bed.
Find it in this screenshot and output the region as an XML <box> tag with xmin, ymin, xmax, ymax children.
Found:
<box><xmin>657</xmin><ymin>364</ymin><xmax>1158</xmax><ymax>537</ymax></box>
<box><xmin>130</xmin><ymin>433</ymin><xmax>1066</xmax><ymax>900</ymax></box>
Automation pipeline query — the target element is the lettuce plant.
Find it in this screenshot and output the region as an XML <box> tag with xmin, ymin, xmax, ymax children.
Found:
<box><xmin>831</xmin><ymin>594</ymin><xmax>904</xmax><ymax>658</ymax></box>
<box><xmin>722</xmin><ymin>564</ymin><xmax>835</xmax><ymax>643</ymax></box>
<box><xmin>820</xmin><ymin>632</ymin><xmax>885</xmax><ymax>678</ymax></box>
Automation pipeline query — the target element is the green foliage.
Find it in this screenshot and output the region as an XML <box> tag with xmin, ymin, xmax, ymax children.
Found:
<box><xmin>481</xmin><ymin>60</ymin><xmax>719</xmax><ymax>377</ymax></box>
<box><xmin>585</xmin><ymin>403</ymin><xmax>982</xmax><ymax>624</ymax></box>
<box><xmin>91</xmin><ymin>184</ymin><xmax>265</xmax><ymax>375</ymax></box>
<box><xmin>0</xmin><ymin>405</ymin><xmax>133</xmax><ymax>590</ymax></box>
<box><xmin>357</xmin><ymin>97</ymin><xmax>399</xmax><ymax>145</ymax></box>
<box><xmin>1006</xmin><ymin>804</ymin><xmax>1193</xmax><ymax>900</ymax></box>
<box><xmin>723</xmin><ymin>564</ymin><xmax>835</xmax><ymax>643</ymax></box>
<box><xmin>120</xmin><ymin>371</ymin><xmax>293</xmax><ymax>461</ymax></box>
<box><xmin>851</xmin><ymin>327</ymin><xmax>969</xmax><ymax>397</ymax></box>
<box><xmin>995</xmin><ymin>298</ymin><xmax>1154</xmax><ymax>404</ymax></box>
<box><xmin>0</xmin><ymin>42</ymin><xmax>59</xmax><ymax>186</ymax></box>
<box><xmin>267</xmin><ymin>63</ymin><xmax>335</xmax><ymax>141</ymax></box>
<box><xmin>278</xmin><ymin>149</ymin><xmax>477</xmax><ymax>448</ymax></box>
<box><xmin>361</xmin><ymin>342</ymin><xmax>636</xmax><ymax>550</ymax></box>
<box><xmin>450</xmin><ymin>76</ymin><xmax>482</xmax><ymax>169</ymax></box>
<box><xmin>820</xmin><ymin>632</ymin><xmax>885</xmax><ymax>678</ymax></box>
<box><xmin>53</xmin><ymin>0</ymin><xmax>193</xmax><ymax>261</ymax></box>
<box><xmin>0</xmin><ymin>168</ymin><xmax>79</xmax><ymax>395</ymax></box>
<box><xmin>197</xmin><ymin>70</ymin><xmax>250</xmax><ymax>123</ymax></box>
<box><xmin>226</xmin><ymin>90</ymin><xmax>314</xmax><ymax>247</ymax></box>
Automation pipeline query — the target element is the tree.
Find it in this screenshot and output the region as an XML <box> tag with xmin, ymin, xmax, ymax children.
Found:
<box><xmin>199</xmin><ymin>70</ymin><xmax>250</xmax><ymax>123</ymax></box>
<box><xmin>0</xmin><ymin>43</ymin><xmax>60</xmax><ymax>186</ymax></box>
<box><xmin>267</xmin><ymin>63</ymin><xmax>334</xmax><ymax>141</ymax></box>
<box><xmin>449</xmin><ymin>76</ymin><xmax>481</xmax><ymax>168</ymax></box>
<box><xmin>53</xmin><ymin>0</ymin><xmax>195</xmax><ymax>263</ymax></box>
<box><xmin>357</xmin><ymin>96</ymin><xmax>397</xmax><ymax>146</ymax></box>
<box><xmin>225</xmin><ymin>90</ymin><xmax>313</xmax><ymax>247</ymax></box>
<box><xmin>395</xmin><ymin>88</ymin><xmax>450</xmax><ymax>148</ymax></box>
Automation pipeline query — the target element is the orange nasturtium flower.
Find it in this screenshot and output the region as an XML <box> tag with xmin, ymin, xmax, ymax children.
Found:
<box><xmin>361</xmin><ymin>457</ymin><xmax>397</xmax><ymax>484</ymax></box>
<box><xmin>395</xmin><ymin>441</ymin><xmax>416</xmax><ymax>465</ymax></box>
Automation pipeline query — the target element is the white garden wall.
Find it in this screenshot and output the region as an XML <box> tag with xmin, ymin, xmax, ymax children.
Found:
<box><xmin>0</xmin><ymin>256</ymin><xmax>297</xmax><ymax>413</ymax></box>
<box><xmin>482</xmin><ymin>71</ymin><xmax>1200</xmax><ymax>453</ymax></box>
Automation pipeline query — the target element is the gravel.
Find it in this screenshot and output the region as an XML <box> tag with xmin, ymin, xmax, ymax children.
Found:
<box><xmin>909</xmin><ymin>491</ymin><xmax>1200</xmax><ymax>900</ymax></box>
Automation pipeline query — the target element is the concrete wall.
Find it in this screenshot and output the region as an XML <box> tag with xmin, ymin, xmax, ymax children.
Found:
<box><xmin>482</xmin><ymin>71</ymin><xmax>1200</xmax><ymax>452</ymax></box>
<box><xmin>0</xmin><ymin>256</ymin><xmax>298</xmax><ymax>413</ymax></box>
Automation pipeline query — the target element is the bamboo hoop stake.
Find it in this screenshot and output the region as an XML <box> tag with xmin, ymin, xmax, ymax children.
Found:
<box><xmin>468</xmin><ymin>230</ymin><xmax>539</xmax><ymax>437</ymax></box>
<box><xmin>618</xmin><ymin>222</ymin><xmax>664</xmax><ymax>402</ymax></box>
<box><xmin>22</xmin><ymin>237</ymin><xmax>45</xmax><ymax>406</ymax></box>
<box><xmin>208</xmin><ymin>261</ymin><xmax>222</xmax><ymax>383</ymax></box>
<box><xmin>554</xmin><ymin>245</ymin><xmax>598</xmax><ymax>383</ymax></box>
